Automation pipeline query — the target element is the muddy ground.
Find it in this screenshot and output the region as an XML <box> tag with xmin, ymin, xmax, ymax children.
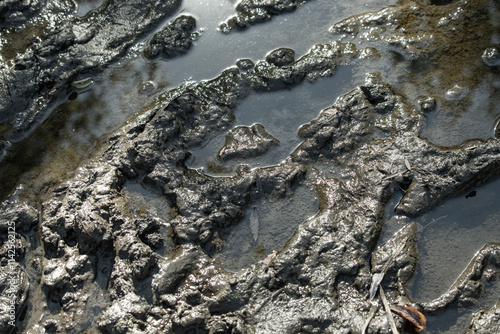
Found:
<box><xmin>1</xmin><ymin>0</ymin><xmax>500</xmax><ymax>333</ymax></box>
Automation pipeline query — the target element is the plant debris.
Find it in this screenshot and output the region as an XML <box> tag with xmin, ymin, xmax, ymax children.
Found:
<box><xmin>261</xmin><ymin>250</ymin><xmax>278</xmax><ymax>266</ymax></box>
<box><xmin>390</xmin><ymin>305</ymin><xmax>427</xmax><ymax>330</ymax></box>
<box><xmin>250</xmin><ymin>206</ymin><xmax>259</xmax><ymax>242</ymax></box>
<box><xmin>71</xmin><ymin>77</ymin><xmax>93</xmax><ymax>89</ymax></box>
<box><xmin>380</xmin><ymin>286</ymin><xmax>399</xmax><ymax>334</ymax></box>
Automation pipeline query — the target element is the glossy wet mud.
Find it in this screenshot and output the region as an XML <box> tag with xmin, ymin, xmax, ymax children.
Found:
<box><xmin>1</xmin><ymin>0</ymin><xmax>500</xmax><ymax>333</ymax></box>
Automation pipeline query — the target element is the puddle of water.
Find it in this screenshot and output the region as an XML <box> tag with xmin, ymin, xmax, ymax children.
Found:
<box><xmin>3</xmin><ymin>0</ymin><xmax>394</xmax><ymax>201</ymax></box>
<box><xmin>423</xmin><ymin>283</ymin><xmax>500</xmax><ymax>334</ymax></box>
<box><xmin>419</xmin><ymin>75</ymin><xmax>500</xmax><ymax>148</ymax></box>
<box><xmin>349</xmin><ymin>51</ymin><xmax>500</xmax><ymax>148</ymax></box>
<box><xmin>75</xmin><ymin>0</ymin><xmax>104</xmax><ymax>17</ymax></box>
<box><xmin>218</xmin><ymin>178</ymin><xmax>319</xmax><ymax>272</ymax></box>
<box><xmin>5</xmin><ymin>0</ymin><xmax>499</xmax><ymax>201</ymax></box>
<box><xmin>408</xmin><ymin>178</ymin><xmax>500</xmax><ymax>303</ymax></box>
<box><xmin>422</xmin><ymin>271</ymin><xmax>500</xmax><ymax>334</ymax></box>
<box><xmin>187</xmin><ymin>66</ymin><xmax>357</xmax><ymax>174</ymax></box>
<box><xmin>164</xmin><ymin>0</ymin><xmax>393</xmax><ymax>88</ymax></box>
<box><xmin>341</xmin><ymin>5</ymin><xmax>500</xmax><ymax>148</ymax></box>
<box><xmin>380</xmin><ymin>177</ymin><xmax>500</xmax><ymax>333</ymax></box>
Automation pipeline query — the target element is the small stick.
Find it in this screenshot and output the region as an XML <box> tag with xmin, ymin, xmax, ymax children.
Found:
<box><xmin>370</xmin><ymin>236</ymin><xmax>409</xmax><ymax>300</ymax></box>
<box><xmin>388</xmin><ymin>159</ymin><xmax>394</xmax><ymax>174</ymax></box>
<box><xmin>380</xmin><ymin>285</ymin><xmax>399</xmax><ymax>334</ymax></box>
<box><xmin>404</xmin><ymin>158</ymin><xmax>412</xmax><ymax>171</ymax></box>
<box><xmin>362</xmin><ymin>302</ymin><xmax>378</xmax><ymax>334</ymax></box>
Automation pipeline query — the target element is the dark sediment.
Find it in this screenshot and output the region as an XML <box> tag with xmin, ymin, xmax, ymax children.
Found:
<box><xmin>1</xmin><ymin>0</ymin><xmax>500</xmax><ymax>333</ymax></box>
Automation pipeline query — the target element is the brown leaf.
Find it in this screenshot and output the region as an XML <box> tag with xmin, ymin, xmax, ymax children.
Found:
<box><xmin>390</xmin><ymin>305</ymin><xmax>427</xmax><ymax>330</ymax></box>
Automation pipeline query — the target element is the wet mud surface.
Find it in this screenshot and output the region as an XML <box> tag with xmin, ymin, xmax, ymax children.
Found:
<box><xmin>1</xmin><ymin>0</ymin><xmax>500</xmax><ymax>333</ymax></box>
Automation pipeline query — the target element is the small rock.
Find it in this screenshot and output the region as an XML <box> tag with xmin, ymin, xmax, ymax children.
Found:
<box><xmin>143</xmin><ymin>15</ymin><xmax>197</xmax><ymax>60</ymax></box>
<box><xmin>359</xmin><ymin>47</ymin><xmax>381</xmax><ymax>60</ymax></box>
<box><xmin>138</xmin><ymin>81</ymin><xmax>157</xmax><ymax>95</ymax></box>
<box><xmin>418</xmin><ymin>97</ymin><xmax>437</xmax><ymax>112</ymax></box>
<box><xmin>236</xmin><ymin>58</ymin><xmax>254</xmax><ymax>70</ymax></box>
<box><xmin>482</xmin><ymin>47</ymin><xmax>500</xmax><ymax>67</ymax></box>
<box><xmin>117</xmin><ymin>237</ymin><xmax>156</xmax><ymax>280</ymax></box>
<box><xmin>265</xmin><ymin>48</ymin><xmax>295</xmax><ymax>66</ymax></box>
<box><xmin>445</xmin><ymin>84</ymin><xmax>468</xmax><ymax>101</ymax></box>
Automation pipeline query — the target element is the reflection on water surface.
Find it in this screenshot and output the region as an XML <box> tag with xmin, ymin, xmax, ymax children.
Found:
<box><xmin>381</xmin><ymin>177</ymin><xmax>500</xmax><ymax>333</ymax></box>
<box><xmin>2</xmin><ymin>1</ymin><xmax>500</xmax><ymax>332</ymax></box>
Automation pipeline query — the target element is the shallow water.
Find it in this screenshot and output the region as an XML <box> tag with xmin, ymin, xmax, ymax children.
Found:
<box><xmin>419</xmin><ymin>75</ymin><xmax>500</xmax><ymax>148</ymax></box>
<box><xmin>3</xmin><ymin>1</ymin><xmax>500</xmax><ymax>331</ymax></box>
<box><xmin>380</xmin><ymin>177</ymin><xmax>500</xmax><ymax>333</ymax></box>
<box><xmin>187</xmin><ymin>66</ymin><xmax>357</xmax><ymax>174</ymax></box>
<box><xmin>76</xmin><ymin>0</ymin><xmax>104</xmax><ymax>17</ymax></box>
<box><xmin>167</xmin><ymin>0</ymin><xmax>392</xmax><ymax>86</ymax></box>
<box><xmin>218</xmin><ymin>178</ymin><xmax>319</xmax><ymax>272</ymax></box>
<box><xmin>410</xmin><ymin>186</ymin><xmax>500</xmax><ymax>302</ymax></box>
<box><xmin>4</xmin><ymin>0</ymin><xmax>395</xmax><ymax>199</ymax></box>
<box><xmin>0</xmin><ymin>59</ymin><xmax>165</xmax><ymax>199</ymax></box>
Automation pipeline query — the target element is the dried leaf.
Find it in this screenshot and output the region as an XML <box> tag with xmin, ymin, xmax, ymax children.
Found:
<box><xmin>404</xmin><ymin>158</ymin><xmax>412</xmax><ymax>171</ymax></box>
<box><xmin>262</xmin><ymin>250</ymin><xmax>277</xmax><ymax>266</ymax></box>
<box><xmin>381</xmin><ymin>171</ymin><xmax>404</xmax><ymax>181</ymax></box>
<box><xmin>369</xmin><ymin>236</ymin><xmax>410</xmax><ymax>300</ymax></box>
<box><xmin>390</xmin><ymin>305</ymin><xmax>427</xmax><ymax>330</ymax></box>
<box><xmin>250</xmin><ymin>206</ymin><xmax>259</xmax><ymax>242</ymax></box>
<box><xmin>369</xmin><ymin>272</ymin><xmax>385</xmax><ymax>300</ymax></box>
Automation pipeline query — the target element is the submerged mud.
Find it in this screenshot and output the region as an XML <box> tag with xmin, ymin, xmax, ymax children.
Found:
<box><xmin>1</xmin><ymin>0</ymin><xmax>500</xmax><ymax>333</ymax></box>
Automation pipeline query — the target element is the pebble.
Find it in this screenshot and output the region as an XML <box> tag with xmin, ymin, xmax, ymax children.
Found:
<box><xmin>236</xmin><ymin>58</ymin><xmax>254</xmax><ymax>70</ymax></box>
<box><xmin>482</xmin><ymin>47</ymin><xmax>500</xmax><ymax>67</ymax></box>
<box><xmin>445</xmin><ymin>84</ymin><xmax>468</xmax><ymax>101</ymax></box>
<box><xmin>418</xmin><ymin>97</ymin><xmax>437</xmax><ymax>112</ymax></box>
<box><xmin>138</xmin><ymin>80</ymin><xmax>157</xmax><ymax>95</ymax></box>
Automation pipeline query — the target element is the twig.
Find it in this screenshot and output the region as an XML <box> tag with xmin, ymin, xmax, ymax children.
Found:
<box><xmin>380</xmin><ymin>285</ymin><xmax>399</xmax><ymax>334</ymax></box>
<box><xmin>369</xmin><ymin>236</ymin><xmax>409</xmax><ymax>300</ymax></box>
<box><xmin>362</xmin><ymin>302</ymin><xmax>378</xmax><ymax>334</ymax></box>
<box><xmin>381</xmin><ymin>171</ymin><xmax>404</xmax><ymax>181</ymax></box>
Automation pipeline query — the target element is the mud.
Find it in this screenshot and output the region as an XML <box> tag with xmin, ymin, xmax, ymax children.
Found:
<box><xmin>143</xmin><ymin>15</ymin><xmax>198</xmax><ymax>60</ymax></box>
<box><xmin>219</xmin><ymin>0</ymin><xmax>311</xmax><ymax>33</ymax></box>
<box><xmin>217</xmin><ymin>124</ymin><xmax>280</xmax><ymax>162</ymax></box>
<box><xmin>0</xmin><ymin>0</ymin><xmax>183</xmax><ymax>155</ymax></box>
<box><xmin>1</xmin><ymin>0</ymin><xmax>500</xmax><ymax>333</ymax></box>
